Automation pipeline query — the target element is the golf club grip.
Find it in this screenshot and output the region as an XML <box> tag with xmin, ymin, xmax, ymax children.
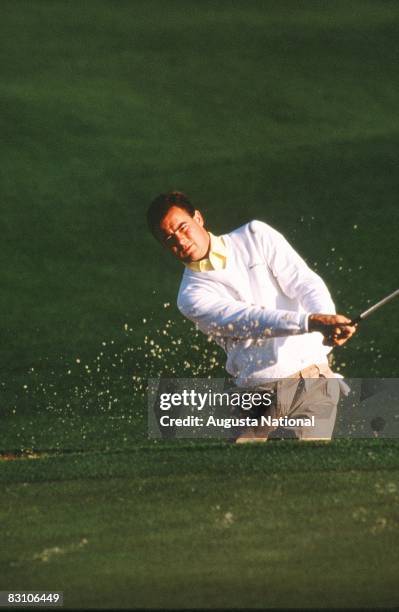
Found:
<box><xmin>350</xmin><ymin>315</ymin><xmax>362</xmax><ymax>325</ymax></box>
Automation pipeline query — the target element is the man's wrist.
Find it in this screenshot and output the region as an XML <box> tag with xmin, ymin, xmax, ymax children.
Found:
<box><xmin>307</xmin><ymin>314</ymin><xmax>320</xmax><ymax>333</ymax></box>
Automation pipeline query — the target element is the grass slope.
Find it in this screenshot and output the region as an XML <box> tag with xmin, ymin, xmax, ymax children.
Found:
<box><xmin>1</xmin><ymin>442</ymin><xmax>399</xmax><ymax>609</ymax></box>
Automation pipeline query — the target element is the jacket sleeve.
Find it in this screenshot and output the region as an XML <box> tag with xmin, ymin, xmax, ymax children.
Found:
<box><xmin>177</xmin><ymin>280</ymin><xmax>308</xmax><ymax>339</ymax></box>
<box><xmin>253</xmin><ymin>221</ymin><xmax>336</xmax><ymax>323</ymax></box>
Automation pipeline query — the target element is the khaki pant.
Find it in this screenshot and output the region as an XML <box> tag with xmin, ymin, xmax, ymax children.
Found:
<box><xmin>235</xmin><ymin>363</ymin><xmax>340</xmax><ymax>442</ymax></box>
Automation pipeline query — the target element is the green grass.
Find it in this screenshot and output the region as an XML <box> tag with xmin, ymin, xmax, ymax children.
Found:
<box><xmin>1</xmin><ymin>442</ymin><xmax>399</xmax><ymax>609</ymax></box>
<box><xmin>1</xmin><ymin>1</ymin><xmax>399</xmax><ymax>608</ymax></box>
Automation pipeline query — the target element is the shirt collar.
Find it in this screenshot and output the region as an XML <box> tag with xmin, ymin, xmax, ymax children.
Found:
<box><xmin>185</xmin><ymin>232</ymin><xmax>227</xmax><ymax>272</ymax></box>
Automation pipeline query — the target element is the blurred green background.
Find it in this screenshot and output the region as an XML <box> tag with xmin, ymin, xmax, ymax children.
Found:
<box><xmin>1</xmin><ymin>0</ymin><xmax>398</xmax><ymax>388</ymax></box>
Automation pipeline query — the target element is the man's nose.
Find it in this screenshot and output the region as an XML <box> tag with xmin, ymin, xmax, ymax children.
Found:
<box><xmin>175</xmin><ymin>230</ymin><xmax>188</xmax><ymax>247</ymax></box>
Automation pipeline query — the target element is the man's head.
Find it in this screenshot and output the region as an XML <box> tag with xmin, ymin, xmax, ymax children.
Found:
<box><xmin>147</xmin><ymin>191</ymin><xmax>210</xmax><ymax>263</ymax></box>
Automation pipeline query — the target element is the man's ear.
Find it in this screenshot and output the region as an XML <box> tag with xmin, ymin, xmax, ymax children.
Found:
<box><xmin>193</xmin><ymin>209</ymin><xmax>205</xmax><ymax>226</ymax></box>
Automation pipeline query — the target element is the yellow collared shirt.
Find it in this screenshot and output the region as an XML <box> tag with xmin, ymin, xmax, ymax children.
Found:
<box><xmin>186</xmin><ymin>233</ymin><xmax>227</xmax><ymax>272</ymax></box>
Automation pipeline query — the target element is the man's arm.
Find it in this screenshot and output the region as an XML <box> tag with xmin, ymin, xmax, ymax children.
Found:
<box><xmin>254</xmin><ymin>221</ymin><xmax>356</xmax><ymax>346</ymax></box>
<box><xmin>178</xmin><ymin>278</ymin><xmax>356</xmax><ymax>346</ymax></box>
<box><xmin>255</xmin><ymin>221</ymin><xmax>335</xmax><ymax>319</ymax></box>
<box><xmin>177</xmin><ymin>282</ymin><xmax>308</xmax><ymax>339</ymax></box>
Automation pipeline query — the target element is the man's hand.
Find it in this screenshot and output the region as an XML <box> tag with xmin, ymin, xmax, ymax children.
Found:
<box><xmin>308</xmin><ymin>314</ymin><xmax>357</xmax><ymax>347</ymax></box>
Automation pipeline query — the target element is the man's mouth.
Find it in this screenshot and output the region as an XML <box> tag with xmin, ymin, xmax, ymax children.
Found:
<box><xmin>181</xmin><ymin>244</ymin><xmax>194</xmax><ymax>255</ymax></box>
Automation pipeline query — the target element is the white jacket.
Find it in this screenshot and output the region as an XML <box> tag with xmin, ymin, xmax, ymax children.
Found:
<box><xmin>177</xmin><ymin>220</ymin><xmax>335</xmax><ymax>386</ymax></box>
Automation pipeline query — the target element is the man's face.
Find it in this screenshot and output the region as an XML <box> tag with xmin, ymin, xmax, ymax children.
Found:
<box><xmin>158</xmin><ymin>206</ymin><xmax>210</xmax><ymax>263</ymax></box>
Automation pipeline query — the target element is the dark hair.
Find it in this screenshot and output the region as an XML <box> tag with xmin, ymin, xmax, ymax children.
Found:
<box><xmin>147</xmin><ymin>191</ymin><xmax>195</xmax><ymax>239</ymax></box>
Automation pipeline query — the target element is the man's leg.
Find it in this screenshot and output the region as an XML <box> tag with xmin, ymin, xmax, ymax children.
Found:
<box><xmin>272</xmin><ymin>366</ymin><xmax>340</xmax><ymax>440</ymax></box>
<box><xmin>233</xmin><ymin>385</ymin><xmax>278</xmax><ymax>443</ymax></box>
<box><xmin>233</xmin><ymin>366</ymin><xmax>340</xmax><ymax>442</ymax></box>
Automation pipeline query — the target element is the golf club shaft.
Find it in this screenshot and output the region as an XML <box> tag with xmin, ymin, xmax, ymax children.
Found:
<box><xmin>351</xmin><ymin>288</ymin><xmax>399</xmax><ymax>325</ymax></box>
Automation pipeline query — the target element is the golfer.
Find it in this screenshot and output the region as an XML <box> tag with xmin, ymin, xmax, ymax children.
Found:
<box><xmin>147</xmin><ymin>191</ymin><xmax>357</xmax><ymax>441</ymax></box>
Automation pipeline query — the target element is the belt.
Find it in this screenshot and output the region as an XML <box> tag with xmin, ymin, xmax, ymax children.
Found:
<box><xmin>293</xmin><ymin>363</ymin><xmax>328</xmax><ymax>379</ymax></box>
<box><xmin>255</xmin><ymin>363</ymin><xmax>332</xmax><ymax>391</ymax></box>
<box><xmin>236</xmin><ymin>364</ymin><xmax>334</xmax><ymax>394</ymax></box>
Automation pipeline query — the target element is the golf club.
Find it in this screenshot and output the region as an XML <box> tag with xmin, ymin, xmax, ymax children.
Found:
<box><xmin>325</xmin><ymin>288</ymin><xmax>399</xmax><ymax>345</ymax></box>
<box><xmin>351</xmin><ymin>288</ymin><xmax>399</xmax><ymax>325</ymax></box>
